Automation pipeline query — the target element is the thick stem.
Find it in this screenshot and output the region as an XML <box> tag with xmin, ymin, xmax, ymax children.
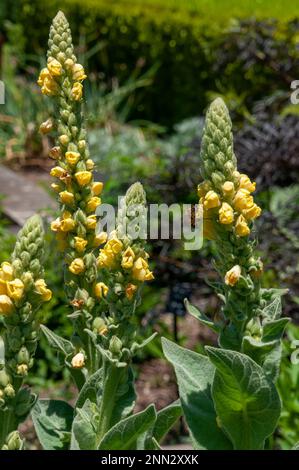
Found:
<box><xmin>96</xmin><ymin>362</ymin><xmax>124</xmax><ymax>445</ymax></box>
<box><xmin>0</xmin><ymin>409</ymin><xmax>16</xmax><ymax>448</ymax></box>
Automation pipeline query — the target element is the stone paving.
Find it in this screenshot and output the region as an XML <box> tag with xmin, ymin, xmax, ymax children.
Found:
<box><xmin>0</xmin><ymin>164</ymin><xmax>55</xmax><ymax>226</ymax></box>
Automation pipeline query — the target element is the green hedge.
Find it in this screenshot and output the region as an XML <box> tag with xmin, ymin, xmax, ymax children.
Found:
<box><xmin>2</xmin><ymin>0</ymin><xmax>299</xmax><ymax>125</ymax></box>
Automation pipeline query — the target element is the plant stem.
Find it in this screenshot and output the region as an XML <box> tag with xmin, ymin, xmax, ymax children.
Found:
<box><xmin>0</xmin><ymin>409</ymin><xmax>15</xmax><ymax>448</ymax></box>
<box><xmin>96</xmin><ymin>361</ymin><xmax>123</xmax><ymax>445</ymax></box>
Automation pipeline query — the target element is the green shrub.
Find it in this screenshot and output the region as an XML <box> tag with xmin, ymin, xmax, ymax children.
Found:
<box><xmin>3</xmin><ymin>1</ymin><xmax>299</xmax><ymax>126</ymax></box>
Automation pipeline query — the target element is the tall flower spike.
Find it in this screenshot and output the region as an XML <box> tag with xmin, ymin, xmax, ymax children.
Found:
<box><xmin>38</xmin><ymin>11</ymin><xmax>103</xmax><ymax>296</ymax></box>
<box><xmin>198</xmin><ymin>98</ymin><xmax>263</xmax><ymax>349</ymax></box>
<box><xmin>38</xmin><ymin>12</ymin><xmax>107</xmax><ymax>375</ymax></box>
<box><xmin>92</xmin><ymin>182</ymin><xmax>153</xmax><ymax>381</ymax></box>
<box><xmin>0</xmin><ymin>215</ymin><xmax>51</xmax><ymax>448</ymax></box>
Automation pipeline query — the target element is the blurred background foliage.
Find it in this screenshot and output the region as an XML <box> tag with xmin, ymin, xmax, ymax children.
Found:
<box><xmin>1</xmin><ymin>0</ymin><xmax>299</xmax><ymax>448</ymax></box>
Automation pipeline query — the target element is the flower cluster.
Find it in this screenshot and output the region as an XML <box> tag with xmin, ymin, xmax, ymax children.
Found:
<box><xmin>198</xmin><ymin>99</ymin><xmax>264</xmax><ymax>343</ymax></box>
<box><xmin>96</xmin><ymin>182</ymin><xmax>153</xmax><ymax>310</ymax></box>
<box><xmin>37</xmin><ymin>11</ymin><xmax>103</xmax><ymax>293</ymax></box>
<box><xmin>198</xmin><ymin>100</ymin><xmax>261</xmax><ymax>243</ymax></box>
<box><xmin>0</xmin><ymin>215</ymin><xmax>50</xmax><ymax>412</ymax></box>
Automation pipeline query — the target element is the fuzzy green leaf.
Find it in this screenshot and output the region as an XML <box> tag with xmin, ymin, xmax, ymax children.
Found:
<box><xmin>185</xmin><ymin>299</ymin><xmax>220</xmax><ymax>333</ymax></box>
<box><xmin>162</xmin><ymin>338</ymin><xmax>232</xmax><ymax>449</ymax></box>
<box><xmin>31</xmin><ymin>399</ymin><xmax>74</xmax><ymax>450</ymax></box>
<box><xmin>262</xmin><ymin>318</ymin><xmax>290</xmax><ymax>341</ymax></box>
<box><xmin>40</xmin><ymin>325</ymin><xmax>74</xmax><ymax>356</ymax></box>
<box><xmin>139</xmin><ymin>400</ymin><xmax>182</xmax><ymax>450</ymax></box>
<box><xmin>98</xmin><ymin>405</ymin><xmax>156</xmax><ymax>450</ymax></box>
<box><xmin>206</xmin><ymin>347</ymin><xmax>281</xmax><ymax>450</ymax></box>
<box><xmin>70</xmin><ymin>399</ymin><xmax>99</xmax><ymax>450</ymax></box>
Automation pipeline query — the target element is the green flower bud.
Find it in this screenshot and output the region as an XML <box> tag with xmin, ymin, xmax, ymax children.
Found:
<box><xmin>5</xmin><ymin>431</ymin><xmax>23</xmax><ymax>450</ymax></box>
<box><xmin>0</xmin><ymin>369</ymin><xmax>11</xmax><ymax>388</ymax></box>
<box><xmin>4</xmin><ymin>383</ymin><xmax>15</xmax><ymax>398</ymax></box>
<box><xmin>109</xmin><ymin>336</ymin><xmax>122</xmax><ymax>355</ymax></box>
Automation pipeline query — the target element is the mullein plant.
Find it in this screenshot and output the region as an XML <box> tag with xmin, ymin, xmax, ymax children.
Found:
<box><xmin>31</xmin><ymin>11</ymin><xmax>181</xmax><ymax>451</ymax></box>
<box><xmin>163</xmin><ymin>98</ymin><xmax>290</xmax><ymax>450</ymax></box>
<box><xmin>0</xmin><ymin>216</ymin><xmax>51</xmax><ymax>449</ymax></box>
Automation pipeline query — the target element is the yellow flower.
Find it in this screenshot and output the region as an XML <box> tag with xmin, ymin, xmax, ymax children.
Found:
<box><xmin>74</xmin><ymin>237</ymin><xmax>88</xmax><ymax>253</ymax></box>
<box><xmin>86</xmin><ymin>197</ymin><xmax>101</xmax><ymax>213</ymax></box>
<box><xmin>239</xmin><ymin>174</ymin><xmax>256</xmax><ymax>193</ymax></box>
<box><xmin>75</xmin><ymin>171</ymin><xmax>92</xmax><ymax>187</ymax></box>
<box><xmin>41</xmin><ymin>76</ymin><xmax>59</xmax><ymax>96</ymax></box>
<box><xmin>51</xmin><ymin>217</ymin><xmax>62</xmax><ymax>232</ymax></box>
<box><xmin>94</xmin><ymin>282</ymin><xmax>109</xmax><ymax>299</ymax></box>
<box><xmin>106</xmin><ymin>238</ymin><xmax>123</xmax><ymax>255</ymax></box>
<box><xmin>233</xmin><ymin>189</ymin><xmax>254</xmax><ymax>212</ymax></box>
<box><xmin>92</xmin><ymin>182</ymin><xmax>104</xmax><ymax>196</ymax></box>
<box><xmin>69</xmin><ymin>258</ymin><xmax>85</xmax><ymax>275</ymax></box>
<box><xmin>35</xmin><ymin>279</ymin><xmax>52</xmax><ymax>301</ymax></box>
<box><xmin>60</xmin><ymin>217</ymin><xmax>76</xmax><ymax>232</ymax></box>
<box><xmin>235</xmin><ymin>214</ymin><xmax>250</xmax><ymax>237</ymax></box>
<box><xmin>47</xmin><ymin>58</ymin><xmax>62</xmax><ymax>77</ymax></box>
<box><xmin>37</xmin><ymin>68</ymin><xmax>51</xmax><ymax>86</ymax></box>
<box><xmin>132</xmin><ymin>257</ymin><xmax>151</xmax><ymax>282</ymax></box>
<box><xmin>222</xmin><ymin>181</ymin><xmax>235</xmax><ymax>197</ymax></box>
<box><xmin>72</xmin><ymin>63</ymin><xmax>87</xmax><ymax>81</ymax></box>
<box><xmin>203</xmin><ymin>219</ymin><xmax>216</xmax><ymax>240</ymax></box>
<box><xmin>71</xmin><ymin>82</ymin><xmax>83</xmax><ymax>101</ymax></box>
<box><xmin>59</xmin><ymin>191</ymin><xmax>75</xmax><ymax>205</ymax></box>
<box><xmin>125</xmin><ymin>283</ymin><xmax>137</xmax><ymax>300</ymax></box>
<box><xmin>7</xmin><ymin>279</ymin><xmax>24</xmax><ymax>301</ymax></box>
<box><xmin>203</xmin><ymin>190</ymin><xmax>221</xmax><ymax>210</ymax></box>
<box><xmin>86</xmin><ymin>159</ymin><xmax>95</xmax><ymax>170</ymax></box>
<box><xmin>0</xmin><ymin>262</ymin><xmax>14</xmax><ymax>282</ymax></box>
<box><xmin>219</xmin><ymin>202</ymin><xmax>234</xmax><ymax>225</ymax></box>
<box><xmin>97</xmin><ymin>250</ymin><xmax>115</xmax><ymax>268</ymax></box>
<box><xmin>243</xmin><ymin>204</ymin><xmax>262</xmax><ymax>220</ymax></box>
<box><xmin>93</xmin><ymin>232</ymin><xmax>108</xmax><ymax>247</ymax></box>
<box><xmin>50</xmin><ymin>166</ymin><xmax>66</xmax><ymax>178</ymax></box>
<box><xmin>225</xmin><ymin>265</ymin><xmax>241</xmax><ymax>287</ymax></box>
<box><xmin>121</xmin><ymin>247</ymin><xmax>135</xmax><ymax>269</ymax></box>
<box><xmin>65</xmin><ymin>151</ymin><xmax>80</xmax><ymax>166</ymax></box>
<box><xmin>39</xmin><ymin>118</ymin><xmax>53</xmax><ymax>134</ymax></box>
<box><xmin>0</xmin><ymin>295</ymin><xmax>14</xmax><ymax>315</ymax></box>
<box><xmin>71</xmin><ymin>352</ymin><xmax>85</xmax><ymax>369</ymax></box>
<box><xmin>86</xmin><ymin>215</ymin><xmax>97</xmax><ymax>230</ymax></box>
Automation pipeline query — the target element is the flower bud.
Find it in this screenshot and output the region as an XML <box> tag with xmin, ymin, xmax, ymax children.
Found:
<box><xmin>71</xmin><ymin>352</ymin><xmax>85</xmax><ymax>369</ymax></box>
<box><xmin>69</xmin><ymin>258</ymin><xmax>85</xmax><ymax>275</ymax></box>
<box><xmin>93</xmin><ymin>232</ymin><xmax>107</xmax><ymax>247</ymax></box>
<box><xmin>219</xmin><ymin>202</ymin><xmax>234</xmax><ymax>225</ymax></box>
<box><xmin>94</xmin><ymin>282</ymin><xmax>109</xmax><ymax>299</ymax></box>
<box><xmin>109</xmin><ymin>336</ymin><xmax>122</xmax><ymax>355</ymax></box>
<box><xmin>0</xmin><ymin>295</ymin><xmax>14</xmax><ymax>316</ymax></box>
<box><xmin>71</xmin><ymin>82</ymin><xmax>83</xmax><ymax>101</ymax></box>
<box><xmin>224</xmin><ymin>265</ymin><xmax>241</xmax><ymax>287</ymax></box>
<box><xmin>39</xmin><ymin>118</ymin><xmax>53</xmax><ymax>134</ymax></box>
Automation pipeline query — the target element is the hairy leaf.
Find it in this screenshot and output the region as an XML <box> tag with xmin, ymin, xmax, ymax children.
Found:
<box><xmin>98</xmin><ymin>405</ymin><xmax>156</xmax><ymax>450</ymax></box>
<box><xmin>162</xmin><ymin>338</ymin><xmax>232</xmax><ymax>449</ymax></box>
<box><xmin>31</xmin><ymin>399</ymin><xmax>74</xmax><ymax>450</ymax></box>
<box><xmin>185</xmin><ymin>299</ymin><xmax>220</xmax><ymax>333</ymax></box>
<box><xmin>206</xmin><ymin>347</ymin><xmax>281</xmax><ymax>450</ymax></box>
<box><xmin>70</xmin><ymin>399</ymin><xmax>99</xmax><ymax>450</ymax></box>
